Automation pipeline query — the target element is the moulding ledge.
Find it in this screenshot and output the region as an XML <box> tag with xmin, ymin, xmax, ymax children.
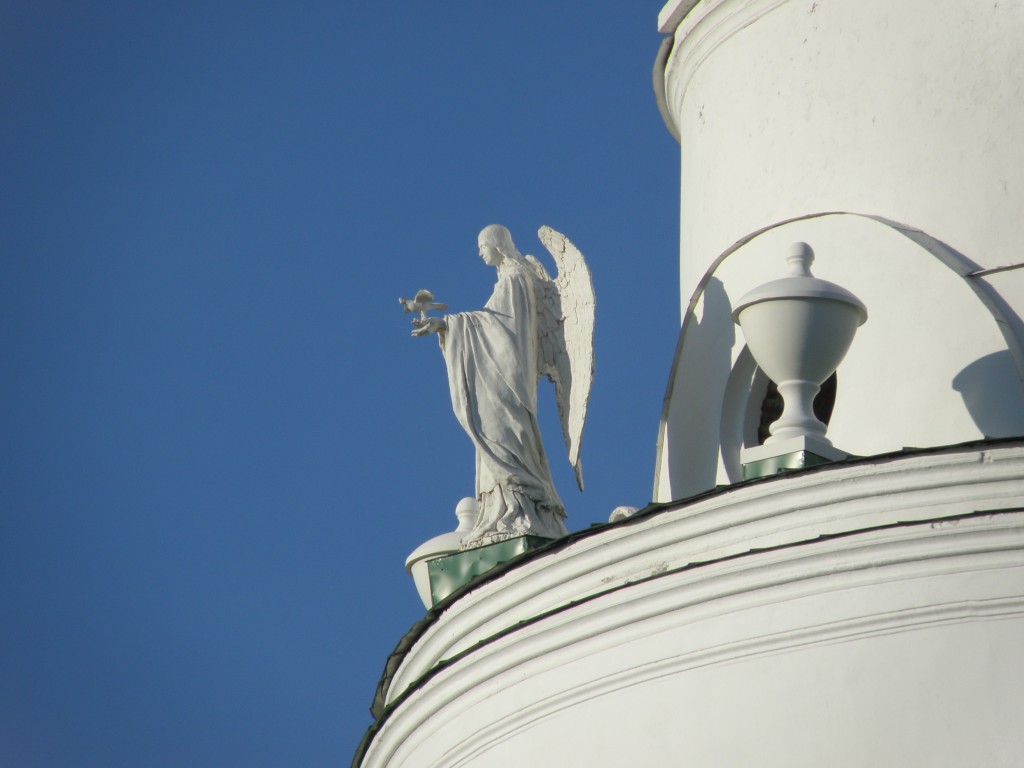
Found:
<box><xmin>662</xmin><ymin>0</ymin><xmax>789</xmax><ymax>123</ymax></box>
<box><xmin>658</xmin><ymin>0</ymin><xmax>703</xmax><ymax>34</ymax></box>
<box><xmin>384</xmin><ymin>444</ymin><xmax>1024</xmax><ymax>702</ymax></box>
<box><xmin>364</xmin><ymin>512</ymin><xmax>1024</xmax><ymax>768</ymax></box>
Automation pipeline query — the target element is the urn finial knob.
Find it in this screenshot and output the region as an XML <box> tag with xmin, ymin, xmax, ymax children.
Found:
<box><xmin>786</xmin><ymin>241</ymin><xmax>814</xmax><ymax>277</ymax></box>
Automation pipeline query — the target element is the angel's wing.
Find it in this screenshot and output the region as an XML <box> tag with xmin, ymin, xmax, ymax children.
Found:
<box><xmin>528</xmin><ymin>226</ymin><xmax>595</xmax><ymax>491</ymax></box>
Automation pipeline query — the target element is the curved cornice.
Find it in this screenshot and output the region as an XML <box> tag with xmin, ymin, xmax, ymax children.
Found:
<box><xmin>382</xmin><ymin>442</ymin><xmax>1024</xmax><ymax>707</ymax></box>
<box><xmin>662</xmin><ymin>0</ymin><xmax>791</xmax><ymax>121</ymax></box>
<box><xmin>657</xmin><ymin>0</ymin><xmax>702</xmax><ymax>34</ymax></box>
<box><xmin>361</xmin><ymin>506</ymin><xmax>1024</xmax><ymax>767</ymax></box>
<box><xmin>367</xmin><ymin>439</ymin><xmax>1021</xmax><ymax>724</ymax></box>
<box><xmin>652</xmin><ymin>35</ymin><xmax>680</xmax><ymax>143</ymax></box>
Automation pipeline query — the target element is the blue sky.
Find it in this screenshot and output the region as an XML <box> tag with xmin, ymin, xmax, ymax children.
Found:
<box><xmin>1</xmin><ymin>2</ymin><xmax>679</xmax><ymax>765</ymax></box>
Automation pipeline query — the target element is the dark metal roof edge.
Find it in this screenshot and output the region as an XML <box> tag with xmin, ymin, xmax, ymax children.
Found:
<box><xmin>353</xmin><ymin>435</ymin><xmax>1024</xmax><ymax>766</ymax></box>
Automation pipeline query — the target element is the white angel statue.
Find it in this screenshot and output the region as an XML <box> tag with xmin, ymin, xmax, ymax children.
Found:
<box><xmin>408</xmin><ymin>224</ymin><xmax>595</xmax><ymax>548</ymax></box>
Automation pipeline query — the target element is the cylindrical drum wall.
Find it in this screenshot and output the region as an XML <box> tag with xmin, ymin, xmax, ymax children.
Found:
<box><xmin>663</xmin><ymin>0</ymin><xmax>1024</xmax><ymax>312</ymax></box>
<box><xmin>654</xmin><ymin>0</ymin><xmax>1024</xmax><ymax>500</ymax></box>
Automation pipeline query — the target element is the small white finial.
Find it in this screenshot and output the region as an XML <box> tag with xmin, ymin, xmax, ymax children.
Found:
<box><xmin>787</xmin><ymin>242</ymin><xmax>815</xmax><ymax>277</ymax></box>
<box><xmin>455</xmin><ymin>497</ymin><xmax>479</xmax><ymax>532</ymax></box>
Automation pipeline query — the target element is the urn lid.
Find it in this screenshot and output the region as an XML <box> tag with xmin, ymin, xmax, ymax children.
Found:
<box><xmin>731</xmin><ymin>242</ymin><xmax>867</xmax><ymax>324</ymax></box>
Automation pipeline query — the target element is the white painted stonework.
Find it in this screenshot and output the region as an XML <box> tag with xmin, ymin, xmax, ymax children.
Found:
<box><xmin>654</xmin><ymin>0</ymin><xmax>1024</xmax><ymax>501</ymax></box>
<box><xmin>733</xmin><ymin>241</ymin><xmax>866</xmax><ymax>451</ymax></box>
<box><xmin>362</xmin><ymin>443</ymin><xmax>1024</xmax><ymax>767</ymax></box>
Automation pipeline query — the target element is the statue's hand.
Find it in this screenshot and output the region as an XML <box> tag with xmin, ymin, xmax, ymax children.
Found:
<box><xmin>411</xmin><ymin>316</ymin><xmax>446</xmax><ymax>337</ymax></box>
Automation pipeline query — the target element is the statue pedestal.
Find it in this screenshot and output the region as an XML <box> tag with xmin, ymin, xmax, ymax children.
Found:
<box><xmin>405</xmin><ymin>498</ymin><xmax>480</xmax><ymax>609</ymax></box>
<box><xmin>741</xmin><ymin>435</ymin><xmax>849</xmax><ymax>480</ymax></box>
<box><xmin>427</xmin><ymin>536</ymin><xmax>553</xmax><ymax>606</ymax></box>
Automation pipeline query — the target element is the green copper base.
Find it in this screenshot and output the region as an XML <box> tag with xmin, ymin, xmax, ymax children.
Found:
<box><xmin>427</xmin><ymin>535</ymin><xmax>553</xmax><ymax>606</ymax></box>
<box><xmin>742</xmin><ymin>450</ymin><xmax>836</xmax><ymax>481</ymax></box>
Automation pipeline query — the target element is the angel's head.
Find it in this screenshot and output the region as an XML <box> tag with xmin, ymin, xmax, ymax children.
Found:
<box><xmin>478</xmin><ymin>224</ymin><xmax>523</xmax><ymax>270</ymax></box>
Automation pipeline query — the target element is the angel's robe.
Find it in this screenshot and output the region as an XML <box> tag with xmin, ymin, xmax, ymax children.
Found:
<box><xmin>441</xmin><ymin>265</ymin><xmax>568</xmax><ymax>547</ymax></box>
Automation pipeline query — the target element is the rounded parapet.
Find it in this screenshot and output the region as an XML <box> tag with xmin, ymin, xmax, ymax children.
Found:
<box><xmin>357</xmin><ymin>440</ymin><xmax>1024</xmax><ymax>767</ymax></box>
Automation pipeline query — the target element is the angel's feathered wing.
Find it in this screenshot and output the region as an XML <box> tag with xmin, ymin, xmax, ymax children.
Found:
<box><xmin>526</xmin><ymin>226</ymin><xmax>595</xmax><ymax>491</ymax></box>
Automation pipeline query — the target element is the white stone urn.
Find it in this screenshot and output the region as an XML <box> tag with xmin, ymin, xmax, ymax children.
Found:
<box><xmin>733</xmin><ymin>242</ymin><xmax>867</xmax><ymax>452</ymax></box>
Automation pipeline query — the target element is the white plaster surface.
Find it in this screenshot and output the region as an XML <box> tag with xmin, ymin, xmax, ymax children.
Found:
<box><xmin>657</xmin><ymin>216</ymin><xmax>1024</xmax><ymax>500</ymax></box>
<box><xmin>362</xmin><ymin>445</ymin><xmax>1024</xmax><ymax>767</ymax></box>
<box><xmin>667</xmin><ymin>0</ymin><xmax>1024</xmax><ymax>302</ymax></box>
<box><xmin>653</xmin><ymin>0</ymin><xmax>1024</xmax><ymax>500</ymax></box>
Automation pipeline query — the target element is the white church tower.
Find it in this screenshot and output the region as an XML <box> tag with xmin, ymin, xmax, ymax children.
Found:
<box><xmin>355</xmin><ymin>2</ymin><xmax>1024</xmax><ymax>765</ymax></box>
<box><xmin>653</xmin><ymin>0</ymin><xmax>1024</xmax><ymax>498</ymax></box>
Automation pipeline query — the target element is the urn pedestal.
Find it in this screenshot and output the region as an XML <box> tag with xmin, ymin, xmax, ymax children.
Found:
<box><xmin>405</xmin><ymin>498</ymin><xmax>479</xmax><ymax>609</ymax></box>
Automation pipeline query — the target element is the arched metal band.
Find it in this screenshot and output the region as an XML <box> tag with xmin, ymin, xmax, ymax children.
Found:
<box><xmin>653</xmin><ymin>211</ymin><xmax>1024</xmax><ymax>496</ymax></box>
